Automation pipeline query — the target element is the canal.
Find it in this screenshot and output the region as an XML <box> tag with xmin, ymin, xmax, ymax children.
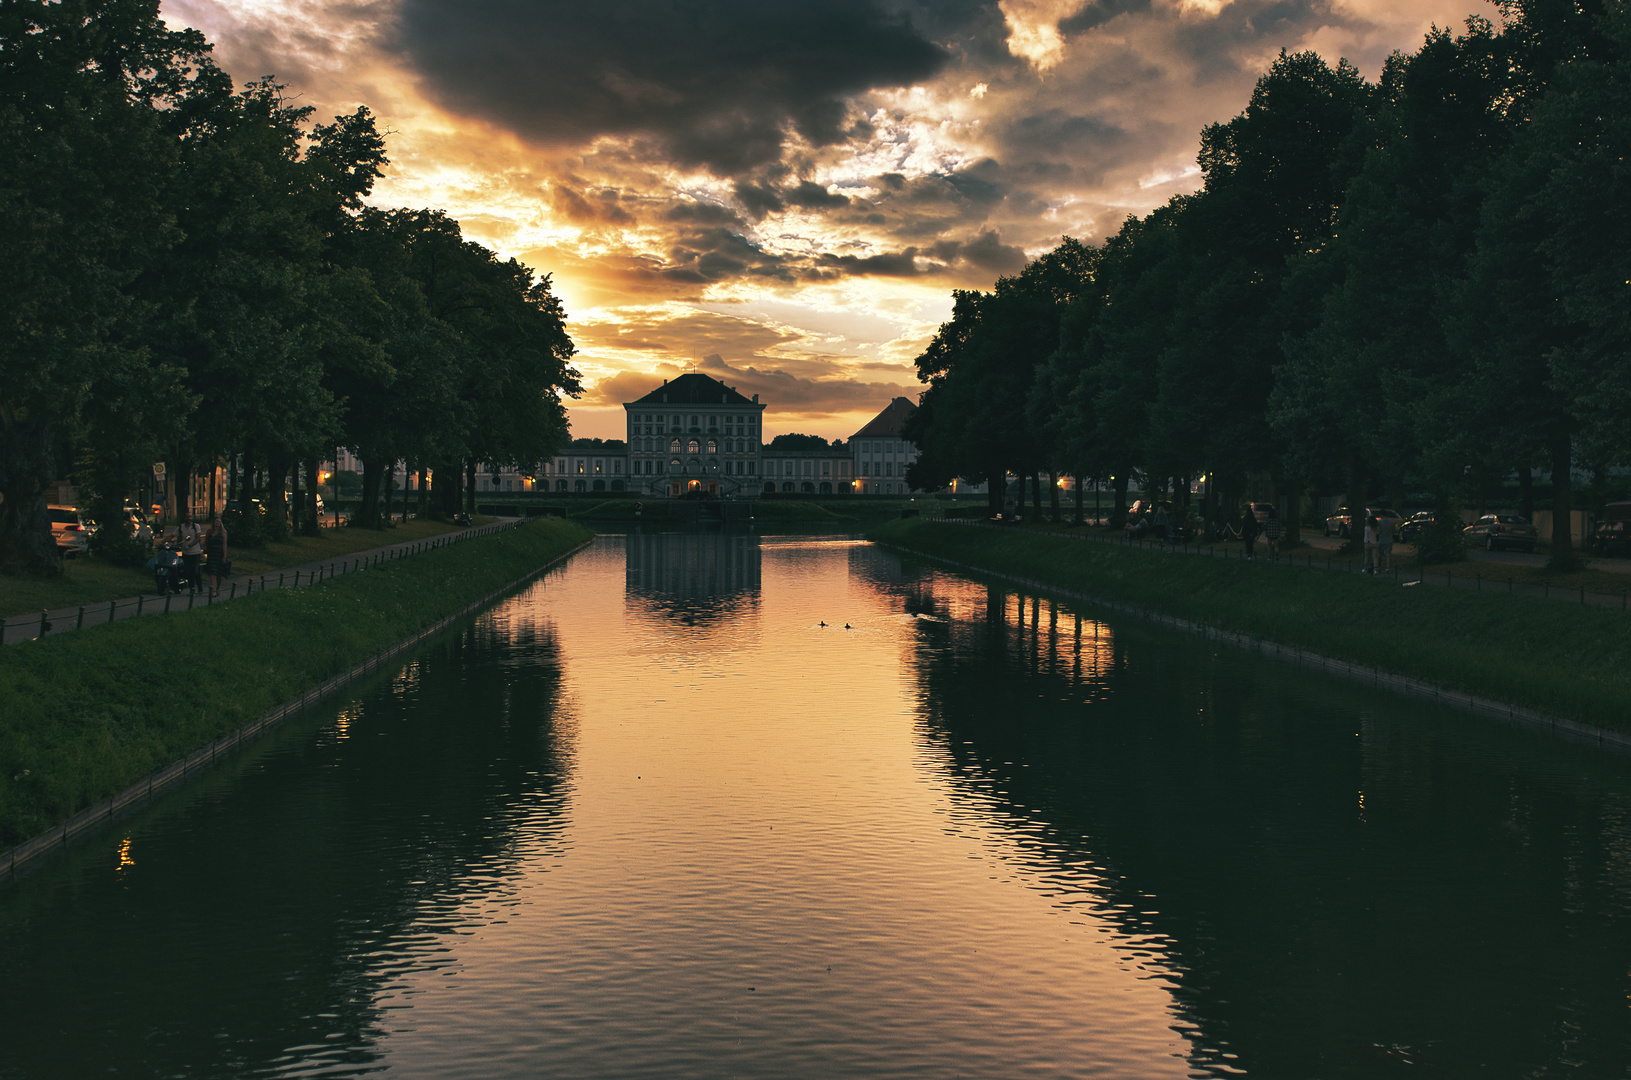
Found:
<box><xmin>3</xmin><ymin>532</ymin><xmax>1630</xmax><ymax>1078</ymax></box>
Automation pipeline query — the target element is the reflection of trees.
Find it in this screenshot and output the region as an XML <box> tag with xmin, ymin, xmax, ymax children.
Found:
<box><xmin>625</xmin><ymin>530</ymin><xmax>761</xmax><ymax>626</ymax></box>
<box><xmin>911</xmin><ymin>584</ymin><xmax>1631</xmax><ymax>1078</ymax></box>
<box><xmin>0</xmin><ymin>619</ymin><xmax>574</xmax><ymax>1079</ymax></box>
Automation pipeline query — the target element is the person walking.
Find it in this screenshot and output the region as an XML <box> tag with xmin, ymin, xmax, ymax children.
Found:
<box><xmin>1240</xmin><ymin>504</ymin><xmax>1261</xmax><ymax>559</ymax></box>
<box><xmin>204</xmin><ymin>514</ymin><xmax>229</xmax><ymax>598</ymax></box>
<box><xmin>1364</xmin><ymin>512</ymin><xmax>1380</xmax><ymax>574</ymax></box>
<box><xmin>174</xmin><ymin>511</ymin><xmax>204</xmax><ymax>594</ymax></box>
<box><xmin>1263</xmin><ymin>504</ymin><xmax>1282</xmax><ymax>560</ymax></box>
<box><xmin>1375</xmin><ymin>511</ymin><xmax>1394</xmax><ymax>573</ymax></box>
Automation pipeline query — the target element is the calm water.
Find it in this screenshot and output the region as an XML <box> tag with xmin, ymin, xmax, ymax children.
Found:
<box><xmin>4</xmin><ymin>533</ymin><xmax>1631</xmax><ymax>1079</ymax></box>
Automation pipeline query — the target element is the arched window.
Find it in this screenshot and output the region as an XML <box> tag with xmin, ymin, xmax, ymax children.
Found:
<box><xmin>688</xmin><ymin>457</ymin><xmax>700</xmax><ymax>474</ymax></box>
<box><xmin>593</xmin><ymin>479</ymin><xmax>605</xmax><ymax>492</ymax></box>
<box><xmin>670</xmin><ymin>458</ymin><xmax>681</xmax><ymax>474</ymax></box>
<box><xmin>574</xmin><ymin>479</ymin><xmax>586</xmax><ymax>492</ymax></box>
<box><xmin>687</xmin><ymin>439</ymin><xmax>699</xmax><ymax>454</ymax></box>
<box><xmin>707</xmin><ymin>457</ymin><xmax>718</xmax><ymax>472</ymax></box>
<box><xmin>556</xmin><ymin>479</ymin><xmax>568</xmax><ymax>491</ymax></box>
<box><xmin>706</xmin><ymin>440</ymin><xmax>716</xmax><ymax>454</ymax></box>
<box><xmin>763</xmin><ymin>482</ymin><xmax>776</xmax><ymax>494</ymax></box>
<box><xmin>800</xmin><ymin>482</ymin><xmax>814</xmax><ymax>493</ymax></box>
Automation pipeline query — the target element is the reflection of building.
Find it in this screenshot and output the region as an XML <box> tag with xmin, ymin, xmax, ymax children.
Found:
<box><xmin>849</xmin><ymin>397</ymin><xmax>919</xmax><ymax>496</ymax></box>
<box><xmin>623</xmin><ymin>374</ymin><xmax>766</xmax><ymax>498</ymax></box>
<box><xmin>625</xmin><ymin>531</ymin><xmax>762</xmax><ymax>626</ymax></box>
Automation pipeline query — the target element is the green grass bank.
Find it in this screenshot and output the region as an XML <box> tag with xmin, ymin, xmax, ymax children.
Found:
<box><xmin>872</xmin><ymin>518</ymin><xmax>1631</xmax><ymax>733</ymax></box>
<box><xmin>0</xmin><ymin>517</ymin><xmax>593</xmax><ymax>848</ymax></box>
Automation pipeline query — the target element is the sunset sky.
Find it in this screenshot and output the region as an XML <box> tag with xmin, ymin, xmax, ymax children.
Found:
<box><xmin>161</xmin><ymin>0</ymin><xmax>1492</xmax><ymax>442</ymax></box>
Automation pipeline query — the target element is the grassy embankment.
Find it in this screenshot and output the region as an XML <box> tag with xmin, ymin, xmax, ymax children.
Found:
<box><xmin>0</xmin><ymin>517</ymin><xmax>496</xmax><ymax>619</ymax></box>
<box><xmin>1017</xmin><ymin>518</ymin><xmax>1631</xmax><ymax>598</ymax></box>
<box><xmin>872</xmin><ymin>518</ymin><xmax>1631</xmax><ymax>732</ymax></box>
<box><xmin>0</xmin><ymin>517</ymin><xmax>592</xmax><ymax>848</ymax></box>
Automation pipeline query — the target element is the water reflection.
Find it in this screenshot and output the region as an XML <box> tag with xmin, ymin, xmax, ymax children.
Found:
<box><xmin>625</xmin><ymin>529</ymin><xmax>761</xmax><ymax>627</ymax></box>
<box><xmin>0</xmin><ymin>615</ymin><xmax>575</xmax><ymax>1080</ymax></box>
<box><xmin>6</xmin><ymin>535</ymin><xmax>1631</xmax><ymax>1080</ymax></box>
<box><xmin>904</xmin><ymin>566</ymin><xmax>1631</xmax><ymax>1078</ymax></box>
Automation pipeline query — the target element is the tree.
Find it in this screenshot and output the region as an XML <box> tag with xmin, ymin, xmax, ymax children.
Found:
<box><xmin>0</xmin><ymin>0</ymin><xmax>216</xmax><ymax>574</ymax></box>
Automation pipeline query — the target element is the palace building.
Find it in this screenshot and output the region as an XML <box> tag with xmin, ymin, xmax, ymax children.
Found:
<box><xmin>337</xmin><ymin>374</ymin><xmax>943</xmax><ymax>500</ymax></box>
<box><xmin>623</xmin><ymin>374</ymin><xmax>766</xmax><ymax>498</ymax></box>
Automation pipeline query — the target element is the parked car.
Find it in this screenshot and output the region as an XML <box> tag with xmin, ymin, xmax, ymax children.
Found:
<box><xmin>48</xmin><ymin>505</ymin><xmax>94</xmax><ymax>557</ymax></box>
<box><xmin>122</xmin><ymin>506</ymin><xmax>153</xmax><ymax>545</ymax></box>
<box><xmin>1595</xmin><ymin>501</ymin><xmax>1631</xmax><ymax>556</ymax></box>
<box><xmin>1395</xmin><ymin>511</ymin><xmax>1439</xmax><ymax>545</ymax></box>
<box><xmin>1463</xmin><ymin>513</ymin><xmax>1538</xmax><ymax>552</ymax></box>
<box><xmin>1324</xmin><ymin>506</ymin><xmax>1402</xmax><ymax>538</ymax></box>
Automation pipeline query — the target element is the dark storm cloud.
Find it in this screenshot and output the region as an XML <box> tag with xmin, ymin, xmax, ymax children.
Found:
<box><xmin>393</xmin><ymin>0</ymin><xmax>950</xmax><ymax>177</ymax></box>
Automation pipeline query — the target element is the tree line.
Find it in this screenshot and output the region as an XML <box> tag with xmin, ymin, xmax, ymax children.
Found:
<box><xmin>1</xmin><ymin>0</ymin><xmax>580</xmax><ymax>575</ymax></box>
<box><xmin>906</xmin><ymin>0</ymin><xmax>1628</xmax><ymax>568</ymax></box>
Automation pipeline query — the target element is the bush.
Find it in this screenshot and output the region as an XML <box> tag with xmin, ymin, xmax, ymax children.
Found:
<box><xmin>223</xmin><ymin>508</ymin><xmax>271</xmax><ymax>548</ymax></box>
<box><xmin>1415</xmin><ymin>510</ymin><xmax>1467</xmax><ymax>564</ymax></box>
<box><xmin>87</xmin><ymin>522</ymin><xmax>150</xmax><ymax>568</ymax></box>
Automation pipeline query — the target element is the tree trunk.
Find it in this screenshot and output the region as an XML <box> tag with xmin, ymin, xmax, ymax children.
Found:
<box><xmin>1110</xmin><ymin>472</ymin><xmax>1129</xmax><ymax>528</ymax></box>
<box><xmin>302</xmin><ymin>457</ymin><xmax>320</xmax><ymax>535</ymax></box>
<box><xmin>987</xmin><ymin>467</ymin><xmax>1005</xmax><ymax>518</ymax></box>
<box><xmin>1048</xmin><ymin>471</ymin><xmax>1060</xmax><ymax>522</ymax></box>
<box><xmin>1282</xmin><ymin>477</ymin><xmax>1302</xmax><ymax>547</ymax></box>
<box><xmin>1517</xmin><ymin>460</ymin><xmax>1534</xmax><ymax>519</ymax></box>
<box><xmin>263</xmin><ymin>451</ymin><xmax>291</xmax><ymax>540</ymax></box>
<box><xmin>417</xmin><ymin>468</ymin><xmax>429</xmax><ymax>517</ymax></box>
<box><xmin>466</xmin><ymin>458</ymin><xmax>478</xmax><ymax>514</ymax></box>
<box><xmin>358</xmin><ymin>459</ymin><xmax>385</xmax><ymax>529</ymax></box>
<box><xmin>1548</xmin><ymin>429</ymin><xmax>1580</xmax><ymax>570</ymax></box>
<box><xmin>172</xmin><ymin>457</ymin><xmax>194</xmax><ymax>525</ymax></box>
<box><xmin>383</xmin><ymin>463</ymin><xmax>396</xmax><ymax>527</ymax></box>
<box><xmin>1342</xmin><ymin>454</ymin><xmax>1366</xmax><ymax>553</ymax></box>
<box><xmin>0</xmin><ymin>412</ymin><xmax>66</xmax><ymax>577</ymax></box>
<box><xmin>1030</xmin><ymin>472</ymin><xmax>1042</xmax><ymax>521</ymax></box>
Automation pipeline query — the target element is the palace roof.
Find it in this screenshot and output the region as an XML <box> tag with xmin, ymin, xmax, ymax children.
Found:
<box><xmin>850</xmin><ymin>397</ymin><xmax>917</xmax><ymax>439</ymax></box>
<box><xmin>627</xmin><ymin>373</ymin><xmax>759</xmax><ymax>407</ymax></box>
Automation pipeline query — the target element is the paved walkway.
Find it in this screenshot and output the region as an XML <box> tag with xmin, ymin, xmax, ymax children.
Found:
<box><xmin>939</xmin><ymin>519</ymin><xmax>1631</xmax><ymax>612</ymax></box>
<box><xmin>2</xmin><ymin>518</ymin><xmax>526</xmax><ymax>646</ymax></box>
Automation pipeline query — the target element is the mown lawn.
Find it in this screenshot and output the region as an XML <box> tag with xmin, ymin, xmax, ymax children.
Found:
<box><xmin>0</xmin><ymin>517</ymin><xmax>591</xmax><ymax>848</ymax></box>
<box><xmin>872</xmin><ymin>518</ymin><xmax>1631</xmax><ymax>733</ymax></box>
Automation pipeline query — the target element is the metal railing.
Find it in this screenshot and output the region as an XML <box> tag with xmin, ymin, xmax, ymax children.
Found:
<box><xmin>1</xmin><ymin>518</ymin><xmax>529</xmax><ymax>646</ymax></box>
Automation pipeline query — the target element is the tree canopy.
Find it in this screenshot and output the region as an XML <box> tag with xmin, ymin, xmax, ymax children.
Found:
<box><xmin>0</xmin><ymin>0</ymin><xmax>580</xmax><ymax>573</ymax></box>
<box><xmin>905</xmin><ymin>1</ymin><xmax>1628</xmax><ymax>567</ymax></box>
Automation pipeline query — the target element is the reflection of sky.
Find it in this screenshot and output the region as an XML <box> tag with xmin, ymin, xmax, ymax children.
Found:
<box><xmin>905</xmin><ymin>564</ymin><xmax>1631</xmax><ymax>1078</ymax></box>
<box><xmin>160</xmin><ymin>0</ymin><xmax>1491</xmax><ymax>439</ymax></box>
<box><xmin>16</xmin><ymin>535</ymin><xmax>1631</xmax><ymax>1077</ymax></box>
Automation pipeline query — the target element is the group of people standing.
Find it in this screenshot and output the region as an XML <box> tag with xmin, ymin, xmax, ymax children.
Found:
<box><xmin>162</xmin><ymin>512</ymin><xmax>230</xmax><ymax>597</ymax></box>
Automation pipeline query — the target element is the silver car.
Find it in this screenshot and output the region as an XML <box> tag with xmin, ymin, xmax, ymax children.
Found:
<box><xmin>1463</xmin><ymin>514</ymin><xmax>1537</xmax><ymax>553</ymax></box>
<box><xmin>48</xmin><ymin>505</ymin><xmax>94</xmax><ymax>557</ymax></box>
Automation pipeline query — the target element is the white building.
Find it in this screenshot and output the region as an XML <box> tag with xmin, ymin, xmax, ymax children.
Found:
<box><xmin>849</xmin><ymin>397</ymin><xmax>919</xmax><ymax>496</ymax></box>
<box><xmin>623</xmin><ymin>373</ymin><xmax>766</xmax><ymax>498</ymax></box>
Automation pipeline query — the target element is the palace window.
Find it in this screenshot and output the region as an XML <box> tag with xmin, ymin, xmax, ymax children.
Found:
<box><xmin>688</xmin><ymin>439</ymin><xmax>699</xmax><ymax>454</ymax></box>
